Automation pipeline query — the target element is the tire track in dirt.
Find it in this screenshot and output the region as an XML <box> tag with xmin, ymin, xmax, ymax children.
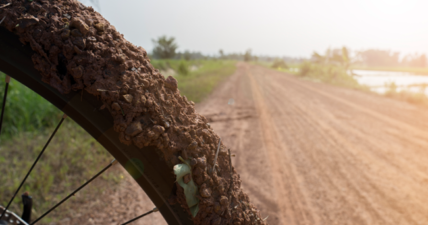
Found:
<box><xmin>246</xmin><ymin>67</ymin><xmax>316</xmax><ymax>225</ymax></box>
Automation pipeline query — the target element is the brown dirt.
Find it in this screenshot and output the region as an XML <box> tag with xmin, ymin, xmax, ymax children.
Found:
<box><xmin>197</xmin><ymin>62</ymin><xmax>428</xmax><ymax>225</ymax></box>
<box><xmin>0</xmin><ymin>1</ymin><xmax>264</xmax><ymax>224</ymax></box>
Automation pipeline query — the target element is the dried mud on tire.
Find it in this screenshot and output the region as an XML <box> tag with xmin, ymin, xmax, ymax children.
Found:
<box><xmin>0</xmin><ymin>0</ymin><xmax>266</xmax><ymax>224</ymax></box>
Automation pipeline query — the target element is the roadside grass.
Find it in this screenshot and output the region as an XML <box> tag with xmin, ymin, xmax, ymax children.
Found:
<box><xmin>0</xmin><ymin>72</ymin><xmax>121</xmax><ymax>224</ymax></box>
<box><xmin>351</xmin><ymin>66</ymin><xmax>428</xmax><ymax>75</ymax></box>
<box><xmin>0</xmin><ymin>72</ymin><xmax>63</xmax><ymax>138</ymax></box>
<box><xmin>152</xmin><ymin>60</ymin><xmax>237</xmax><ymax>103</ymax></box>
<box><xmin>176</xmin><ymin>60</ymin><xmax>236</xmax><ymax>103</ymax></box>
<box><xmin>151</xmin><ymin>59</ymin><xmax>190</xmax><ymax>76</ymax></box>
<box><xmin>0</xmin><ymin>120</ymin><xmax>121</xmax><ymax>224</ymax></box>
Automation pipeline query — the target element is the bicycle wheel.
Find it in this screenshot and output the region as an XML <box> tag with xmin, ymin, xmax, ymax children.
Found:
<box><xmin>0</xmin><ymin>1</ymin><xmax>266</xmax><ymax>224</ymax></box>
<box><xmin>0</xmin><ymin>25</ymin><xmax>193</xmax><ymax>225</ymax></box>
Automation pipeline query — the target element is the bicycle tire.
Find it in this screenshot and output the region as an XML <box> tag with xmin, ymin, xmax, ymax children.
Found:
<box><xmin>0</xmin><ymin>25</ymin><xmax>192</xmax><ymax>225</ymax></box>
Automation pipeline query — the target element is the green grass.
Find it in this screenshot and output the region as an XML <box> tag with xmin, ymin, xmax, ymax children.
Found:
<box><xmin>0</xmin><ymin>72</ymin><xmax>63</xmax><ymax>138</ymax></box>
<box><xmin>0</xmin><ymin>120</ymin><xmax>120</xmax><ymax>224</ymax></box>
<box><xmin>0</xmin><ymin>72</ymin><xmax>122</xmax><ymax>224</ymax></box>
<box><xmin>176</xmin><ymin>60</ymin><xmax>236</xmax><ymax>103</ymax></box>
<box><xmin>152</xmin><ymin>60</ymin><xmax>237</xmax><ymax>103</ymax></box>
<box><xmin>351</xmin><ymin>66</ymin><xmax>428</xmax><ymax>75</ymax></box>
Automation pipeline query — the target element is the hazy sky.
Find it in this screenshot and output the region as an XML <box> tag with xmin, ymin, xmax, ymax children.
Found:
<box><xmin>82</xmin><ymin>0</ymin><xmax>428</xmax><ymax>58</ymax></box>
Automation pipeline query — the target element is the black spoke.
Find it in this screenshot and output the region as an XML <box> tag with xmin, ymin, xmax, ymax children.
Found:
<box><xmin>30</xmin><ymin>159</ymin><xmax>118</xmax><ymax>225</ymax></box>
<box><xmin>0</xmin><ymin>114</ymin><xmax>67</xmax><ymax>220</ymax></box>
<box><xmin>0</xmin><ymin>75</ymin><xmax>10</xmax><ymax>137</ymax></box>
<box><xmin>121</xmin><ymin>208</ymin><xmax>159</xmax><ymax>225</ymax></box>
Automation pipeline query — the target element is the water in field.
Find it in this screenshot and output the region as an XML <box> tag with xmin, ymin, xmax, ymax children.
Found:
<box><xmin>351</xmin><ymin>70</ymin><xmax>428</xmax><ymax>95</ymax></box>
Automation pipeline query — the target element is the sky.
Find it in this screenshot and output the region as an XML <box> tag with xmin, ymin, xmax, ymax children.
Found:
<box><xmin>81</xmin><ymin>0</ymin><xmax>428</xmax><ymax>58</ymax></box>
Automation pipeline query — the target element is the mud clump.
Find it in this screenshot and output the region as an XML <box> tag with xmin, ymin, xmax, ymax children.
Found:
<box><xmin>0</xmin><ymin>1</ymin><xmax>266</xmax><ymax>224</ymax></box>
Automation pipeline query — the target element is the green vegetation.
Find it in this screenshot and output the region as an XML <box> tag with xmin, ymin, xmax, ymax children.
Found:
<box><xmin>244</xmin><ymin>49</ymin><xmax>252</xmax><ymax>62</ymax></box>
<box><xmin>151</xmin><ymin>59</ymin><xmax>190</xmax><ymax>75</ymax></box>
<box><xmin>151</xmin><ymin>35</ymin><xmax>179</xmax><ymax>59</ymax></box>
<box><xmin>176</xmin><ymin>61</ymin><xmax>235</xmax><ymax>103</ymax></box>
<box><xmin>272</xmin><ymin>47</ymin><xmax>366</xmax><ymax>90</ymax></box>
<box><xmin>0</xmin><ymin>120</ymin><xmax>119</xmax><ymax>224</ymax></box>
<box><xmin>0</xmin><ymin>74</ymin><xmax>124</xmax><ymax>225</ymax></box>
<box><xmin>0</xmin><ymin>73</ymin><xmax>119</xmax><ymax>224</ymax></box>
<box><xmin>271</xmin><ymin>58</ymin><xmax>288</xmax><ymax>70</ymax></box>
<box><xmin>177</xmin><ymin>60</ymin><xmax>190</xmax><ymax>76</ymax></box>
<box><xmin>152</xmin><ymin>60</ymin><xmax>236</xmax><ymax>103</ymax></box>
<box><xmin>0</xmin><ymin>72</ymin><xmax>63</xmax><ymax>138</ymax></box>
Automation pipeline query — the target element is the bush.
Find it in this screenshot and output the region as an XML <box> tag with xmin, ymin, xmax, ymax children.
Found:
<box><xmin>271</xmin><ymin>59</ymin><xmax>288</xmax><ymax>69</ymax></box>
<box><xmin>298</xmin><ymin>61</ymin><xmax>312</xmax><ymax>77</ymax></box>
<box><xmin>177</xmin><ymin>60</ymin><xmax>189</xmax><ymax>76</ymax></box>
<box><xmin>296</xmin><ymin>61</ymin><xmax>362</xmax><ymax>88</ymax></box>
<box><xmin>151</xmin><ymin>60</ymin><xmax>168</xmax><ymax>71</ymax></box>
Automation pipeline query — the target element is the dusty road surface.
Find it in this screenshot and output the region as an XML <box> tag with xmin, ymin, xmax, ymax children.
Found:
<box><xmin>196</xmin><ymin>62</ymin><xmax>428</xmax><ymax>225</ymax></box>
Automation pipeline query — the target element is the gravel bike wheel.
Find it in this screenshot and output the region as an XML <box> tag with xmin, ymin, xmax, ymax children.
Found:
<box><xmin>0</xmin><ymin>25</ymin><xmax>193</xmax><ymax>225</ymax></box>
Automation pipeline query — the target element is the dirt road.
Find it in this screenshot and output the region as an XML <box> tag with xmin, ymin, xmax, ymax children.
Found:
<box><xmin>196</xmin><ymin>62</ymin><xmax>428</xmax><ymax>225</ymax></box>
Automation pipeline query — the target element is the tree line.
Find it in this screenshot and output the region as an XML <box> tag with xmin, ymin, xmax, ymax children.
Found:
<box><xmin>150</xmin><ymin>35</ymin><xmax>302</xmax><ymax>63</ymax></box>
<box><xmin>313</xmin><ymin>48</ymin><xmax>427</xmax><ymax>68</ymax></box>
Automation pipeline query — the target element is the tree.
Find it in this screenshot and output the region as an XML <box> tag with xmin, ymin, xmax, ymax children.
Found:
<box><xmin>183</xmin><ymin>50</ymin><xmax>191</xmax><ymax>61</ymax></box>
<box><xmin>312</xmin><ymin>46</ymin><xmax>350</xmax><ymax>68</ymax></box>
<box><xmin>244</xmin><ymin>49</ymin><xmax>252</xmax><ymax>62</ymax></box>
<box><xmin>312</xmin><ymin>52</ymin><xmax>324</xmax><ymax>63</ymax></box>
<box><xmin>152</xmin><ymin>36</ymin><xmax>178</xmax><ymax>59</ymax></box>
<box><xmin>219</xmin><ymin>49</ymin><xmax>224</xmax><ymax>59</ymax></box>
<box><xmin>271</xmin><ymin>58</ymin><xmax>288</xmax><ymax>69</ymax></box>
<box><xmin>401</xmin><ymin>53</ymin><xmax>427</xmax><ymax>67</ymax></box>
<box><xmin>341</xmin><ymin>47</ymin><xmax>350</xmax><ymax>69</ymax></box>
<box><xmin>356</xmin><ymin>49</ymin><xmax>400</xmax><ymax>67</ymax></box>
